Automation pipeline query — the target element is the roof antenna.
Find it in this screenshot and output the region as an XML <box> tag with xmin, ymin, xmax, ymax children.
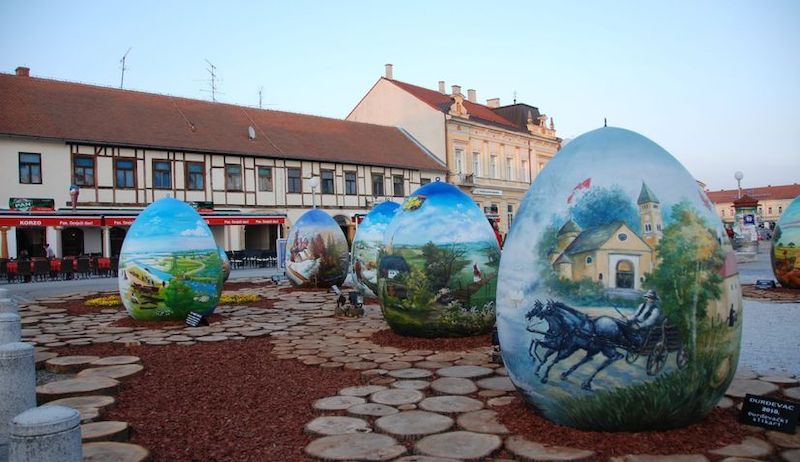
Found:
<box><xmin>604</xmin><ymin>117</ymin><xmax>607</xmax><ymax>127</ymax></box>
<box><xmin>201</xmin><ymin>59</ymin><xmax>221</xmax><ymax>102</ymax></box>
<box><xmin>513</xmin><ymin>90</ymin><xmax>517</xmax><ymax>104</ymax></box>
<box><xmin>258</xmin><ymin>87</ymin><xmax>263</xmax><ymax>109</ymax></box>
<box><xmin>119</xmin><ymin>47</ymin><xmax>132</xmax><ymax>89</ymax></box>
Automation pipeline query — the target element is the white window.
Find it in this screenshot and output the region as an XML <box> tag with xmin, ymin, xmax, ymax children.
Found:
<box><xmin>455</xmin><ymin>148</ymin><xmax>463</xmax><ymax>174</ymax></box>
<box><xmin>506</xmin><ymin>158</ymin><xmax>513</xmax><ymax>180</ymax></box>
<box><xmin>521</xmin><ymin>160</ymin><xmax>529</xmax><ymax>182</ymax></box>
<box><xmin>472</xmin><ymin>152</ymin><xmax>480</xmax><ymax>176</ymax></box>
<box><xmin>490</xmin><ymin>156</ymin><xmax>497</xmax><ymax>178</ymax></box>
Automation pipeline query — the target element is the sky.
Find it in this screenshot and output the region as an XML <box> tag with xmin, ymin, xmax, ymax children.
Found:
<box><xmin>1</xmin><ymin>1</ymin><xmax>798</xmax><ymax>191</ymax></box>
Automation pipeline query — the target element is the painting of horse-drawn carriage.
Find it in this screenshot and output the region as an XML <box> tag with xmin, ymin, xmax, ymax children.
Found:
<box><xmin>497</xmin><ymin>127</ymin><xmax>743</xmax><ymax>431</ymax></box>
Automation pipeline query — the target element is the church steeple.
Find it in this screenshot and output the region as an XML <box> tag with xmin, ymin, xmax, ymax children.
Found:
<box><xmin>637</xmin><ymin>182</ymin><xmax>663</xmax><ymax>250</ymax></box>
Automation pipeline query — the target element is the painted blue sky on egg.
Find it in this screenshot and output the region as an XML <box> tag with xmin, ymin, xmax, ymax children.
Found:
<box><xmin>122</xmin><ymin>198</ymin><xmax>216</xmax><ymax>253</ymax></box>
<box><xmin>354</xmin><ymin>201</ymin><xmax>399</xmax><ymax>243</ymax></box>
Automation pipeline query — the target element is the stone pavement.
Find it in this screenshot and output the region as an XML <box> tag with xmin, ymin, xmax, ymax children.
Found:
<box><xmin>13</xmin><ymin>280</ymin><xmax>800</xmax><ymax>461</ymax></box>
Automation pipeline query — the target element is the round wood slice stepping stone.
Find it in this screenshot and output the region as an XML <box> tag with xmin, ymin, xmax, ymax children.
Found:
<box><xmin>340</xmin><ymin>385</ymin><xmax>387</xmax><ymax>397</ymax></box>
<box><xmin>348</xmin><ymin>403</ymin><xmax>399</xmax><ymax>418</ymax></box>
<box><xmin>726</xmin><ymin>379</ymin><xmax>779</xmax><ymax>398</ymax></box>
<box><xmin>371</xmin><ymin>389</ymin><xmax>425</xmax><ymax>406</ymax></box>
<box><xmin>414</xmin><ymin>361</ymin><xmax>453</xmax><ymax>370</ymax></box>
<box><xmin>82</xmin><ymin>442</ymin><xmax>151</xmax><ymax>462</ymax></box>
<box><xmin>426</xmin><ymin>352</ymin><xmax>463</xmax><ymax>362</ymax></box>
<box><xmin>781</xmin><ymin>448</ymin><xmax>800</xmax><ymax>461</ymax></box>
<box><xmin>477</xmin><ymin>390</ymin><xmax>506</xmax><ymax>398</ymax></box>
<box><xmin>381</xmin><ymin>361</ymin><xmax>414</xmax><ymax>370</ymax></box>
<box><xmin>47</xmin><ymin>395</ymin><xmax>116</xmax><ymax>411</ymax></box>
<box><xmin>475</xmin><ymin>376</ymin><xmax>516</xmax><ymax>392</ymax></box>
<box><xmin>389</xmin><ymin>368</ymin><xmax>432</xmax><ymax>379</ymax></box>
<box><xmin>90</xmin><ymin>356</ymin><xmax>141</xmax><ymax>366</ymax></box>
<box><xmin>734</xmin><ymin>368</ymin><xmax>759</xmax><ymax>380</ymax></box>
<box><xmin>392</xmin><ymin>380</ymin><xmax>431</xmax><ymax>390</ymax></box>
<box><xmin>37</xmin><ymin>377</ymin><xmax>120</xmax><ymax>402</ymax></box>
<box><xmin>74</xmin><ymin>407</ymin><xmax>100</xmax><ymax>423</ymax></box>
<box><xmin>305</xmin><ymin>416</ymin><xmax>371</xmax><ymax>436</ymax></box>
<box><xmin>313</xmin><ymin>396</ymin><xmax>366</xmax><ymax>411</ymax></box>
<box><xmin>456</xmin><ymin>410</ymin><xmax>509</xmax><ymax>434</ymax></box>
<box><xmin>35</xmin><ymin>351</ymin><xmax>59</xmax><ymax>369</ymax></box>
<box><xmin>78</xmin><ymin>364</ymin><xmax>144</xmax><ymax>380</ymax></box>
<box><xmin>784</xmin><ymin>387</ymin><xmax>800</xmax><ymax>400</ymax></box>
<box><xmin>767</xmin><ymin>430</ymin><xmax>800</xmax><ymax>449</ymax></box>
<box><xmin>709</xmin><ymin>436</ymin><xmax>775</xmax><ymax>458</ymax></box>
<box><xmin>609</xmin><ymin>456</ymin><xmax>708</xmax><ymax>461</ymax></box>
<box><xmin>415</xmin><ymin>431</ymin><xmax>501</xmax><ymax>461</ymax></box>
<box><xmin>394</xmin><ymin>457</ymin><xmax>461</xmax><ymax>462</ymax></box>
<box><xmin>45</xmin><ymin>355</ymin><xmax>101</xmax><ymax>373</ymax></box>
<box><xmin>195</xmin><ymin>335</ymin><xmax>228</xmax><ymax>342</ymax></box>
<box><xmin>375</xmin><ymin>411</ymin><xmax>454</xmax><ymax>439</ymax></box>
<box><xmin>344</xmin><ymin>361</ymin><xmax>379</xmax><ymax>370</ymax></box>
<box><xmin>81</xmin><ymin>421</ymin><xmax>130</xmax><ymax>442</ymax></box>
<box><xmin>761</xmin><ymin>376</ymin><xmax>799</xmax><ymax>385</ymax></box>
<box><xmin>505</xmin><ymin>435</ymin><xmax>596</xmax><ymax>461</ymax></box>
<box><xmin>716</xmin><ymin>396</ymin><xmax>735</xmax><ymax>408</ymax></box>
<box><xmin>419</xmin><ymin>396</ymin><xmax>483</xmax><ymax>414</ymax></box>
<box><xmin>436</xmin><ymin>366</ymin><xmax>493</xmax><ymax>379</ymax></box>
<box><xmin>430</xmin><ymin>377</ymin><xmax>478</xmax><ymax>395</ymax></box>
<box><xmin>305</xmin><ymin>433</ymin><xmax>406</xmax><ymax>461</ymax></box>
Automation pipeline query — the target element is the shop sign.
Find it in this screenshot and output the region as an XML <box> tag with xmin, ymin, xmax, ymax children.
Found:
<box><xmin>189</xmin><ymin>201</ymin><xmax>214</xmax><ymax>212</ymax></box>
<box><xmin>473</xmin><ymin>188</ymin><xmax>503</xmax><ymax>197</ymax></box>
<box><xmin>9</xmin><ymin>198</ymin><xmax>55</xmax><ymax>211</ymax></box>
<box><xmin>0</xmin><ymin>216</ymin><xmax>102</xmax><ymax>227</ymax></box>
<box><xmin>204</xmin><ymin>216</ymin><xmax>285</xmax><ymax>226</ymax></box>
<box><xmin>104</xmin><ymin>216</ymin><xmax>138</xmax><ymax>226</ymax></box>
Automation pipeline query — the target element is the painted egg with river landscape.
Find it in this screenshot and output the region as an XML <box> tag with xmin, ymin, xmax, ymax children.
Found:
<box><xmin>496</xmin><ymin>127</ymin><xmax>742</xmax><ymax>431</ymax></box>
<box><xmin>118</xmin><ymin>197</ymin><xmax>224</xmax><ymax>321</ymax></box>
<box><xmin>352</xmin><ymin>201</ymin><xmax>400</xmax><ymax>297</ymax></box>
<box><xmin>378</xmin><ymin>180</ymin><xmax>500</xmax><ymax>337</ymax></box>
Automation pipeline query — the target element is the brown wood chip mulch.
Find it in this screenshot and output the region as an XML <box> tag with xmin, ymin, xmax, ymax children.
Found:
<box><xmin>742</xmin><ymin>283</ymin><xmax>800</xmax><ymax>302</ymax></box>
<box><xmin>369</xmin><ymin>329</ymin><xmax>492</xmax><ymax>351</ymax></box>
<box><xmin>495</xmin><ymin>395</ymin><xmax>755</xmax><ymax>460</ymax></box>
<box><xmin>52</xmin><ymin>339</ymin><xmax>361</xmax><ymax>462</ymax></box>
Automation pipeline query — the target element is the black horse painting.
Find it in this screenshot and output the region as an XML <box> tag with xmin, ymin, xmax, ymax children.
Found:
<box><xmin>525</xmin><ymin>299</ymin><xmax>641</xmax><ymax>390</ymax></box>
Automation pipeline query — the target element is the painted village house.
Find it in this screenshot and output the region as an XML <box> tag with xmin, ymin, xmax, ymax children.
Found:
<box><xmin>0</xmin><ymin>67</ymin><xmax>446</xmax><ymax>259</ymax></box>
<box><xmin>549</xmin><ymin>183</ymin><xmax>662</xmax><ymax>292</ymax></box>
<box><xmin>347</xmin><ymin>64</ymin><xmax>561</xmax><ymax>235</ymax></box>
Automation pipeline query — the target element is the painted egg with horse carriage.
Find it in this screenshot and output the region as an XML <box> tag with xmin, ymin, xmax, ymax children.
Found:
<box><xmin>378</xmin><ymin>180</ymin><xmax>501</xmax><ymax>337</ymax></box>
<box><xmin>497</xmin><ymin>127</ymin><xmax>743</xmax><ymax>431</ymax></box>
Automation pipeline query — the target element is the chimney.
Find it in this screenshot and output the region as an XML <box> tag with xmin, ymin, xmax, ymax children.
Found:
<box><xmin>467</xmin><ymin>89</ymin><xmax>476</xmax><ymax>103</ymax></box>
<box><xmin>438</xmin><ymin>81</ymin><xmax>446</xmax><ymax>94</ymax></box>
<box><xmin>486</xmin><ymin>98</ymin><xmax>500</xmax><ymax>108</ymax></box>
<box><xmin>15</xmin><ymin>67</ymin><xmax>30</xmax><ymax>77</ymax></box>
<box><xmin>384</xmin><ymin>64</ymin><xmax>393</xmax><ymax>79</ymax></box>
<box><xmin>451</xmin><ymin>85</ymin><xmax>461</xmax><ymax>96</ymax></box>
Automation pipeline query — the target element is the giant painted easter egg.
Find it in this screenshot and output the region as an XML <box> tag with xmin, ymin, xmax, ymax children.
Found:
<box><xmin>497</xmin><ymin>127</ymin><xmax>742</xmax><ymax>431</ymax></box>
<box><xmin>118</xmin><ymin>198</ymin><xmax>224</xmax><ymax>321</ymax></box>
<box><xmin>285</xmin><ymin>209</ymin><xmax>349</xmax><ymax>288</ymax></box>
<box><xmin>378</xmin><ymin>181</ymin><xmax>500</xmax><ymax>337</ymax></box>
<box><xmin>352</xmin><ymin>201</ymin><xmax>400</xmax><ymax>297</ymax></box>
<box><xmin>771</xmin><ymin>196</ymin><xmax>800</xmax><ymax>289</ymax></box>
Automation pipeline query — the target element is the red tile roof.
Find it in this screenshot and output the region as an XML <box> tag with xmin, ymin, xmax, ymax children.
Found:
<box><xmin>706</xmin><ymin>184</ymin><xmax>800</xmax><ymax>203</ymax></box>
<box><xmin>386</xmin><ymin>79</ymin><xmax>520</xmax><ymax>129</ymax></box>
<box><xmin>0</xmin><ymin>73</ymin><xmax>446</xmax><ymax>172</ymax></box>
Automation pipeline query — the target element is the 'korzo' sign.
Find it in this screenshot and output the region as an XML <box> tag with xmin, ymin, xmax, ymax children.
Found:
<box><xmin>740</xmin><ymin>394</ymin><xmax>799</xmax><ymax>434</ymax></box>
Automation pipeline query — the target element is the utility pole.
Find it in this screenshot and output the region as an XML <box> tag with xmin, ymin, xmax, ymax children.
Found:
<box><xmin>258</xmin><ymin>87</ymin><xmax>263</xmax><ymax>109</ymax></box>
<box><xmin>119</xmin><ymin>48</ymin><xmax>132</xmax><ymax>89</ymax></box>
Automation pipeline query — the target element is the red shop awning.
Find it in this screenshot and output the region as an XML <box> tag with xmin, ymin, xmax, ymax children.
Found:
<box><xmin>0</xmin><ymin>216</ymin><xmax>103</xmax><ymax>227</ymax></box>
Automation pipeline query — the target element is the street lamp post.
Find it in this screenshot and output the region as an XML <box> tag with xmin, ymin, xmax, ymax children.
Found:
<box><xmin>734</xmin><ymin>171</ymin><xmax>743</xmax><ymax>199</ymax></box>
<box><xmin>309</xmin><ymin>177</ymin><xmax>320</xmax><ymax>209</ymax></box>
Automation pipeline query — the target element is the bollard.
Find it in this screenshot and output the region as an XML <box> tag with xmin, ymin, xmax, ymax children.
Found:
<box><xmin>0</xmin><ymin>313</ymin><xmax>21</xmax><ymax>346</ymax></box>
<box><xmin>9</xmin><ymin>406</ymin><xmax>81</xmax><ymax>462</ymax></box>
<box><xmin>0</xmin><ymin>298</ymin><xmax>16</xmax><ymax>315</ymax></box>
<box><xmin>0</xmin><ymin>343</ymin><xmax>36</xmax><ymax>462</ymax></box>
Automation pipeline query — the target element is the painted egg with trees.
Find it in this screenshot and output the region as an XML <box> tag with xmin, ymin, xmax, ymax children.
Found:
<box><xmin>285</xmin><ymin>209</ymin><xmax>349</xmax><ymax>288</ymax></box>
<box><xmin>219</xmin><ymin>247</ymin><xmax>231</xmax><ymax>282</ymax></box>
<box><xmin>771</xmin><ymin>196</ymin><xmax>800</xmax><ymax>289</ymax></box>
<box><xmin>118</xmin><ymin>198</ymin><xmax>224</xmax><ymax>321</ymax></box>
<box><xmin>497</xmin><ymin>127</ymin><xmax>742</xmax><ymax>431</ymax></box>
<box><xmin>378</xmin><ymin>180</ymin><xmax>500</xmax><ymax>337</ymax></box>
<box><xmin>352</xmin><ymin>201</ymin><xmax>400</xmax><ymax>297</ymax></box>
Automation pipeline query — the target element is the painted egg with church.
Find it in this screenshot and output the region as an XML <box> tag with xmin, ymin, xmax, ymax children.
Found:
<box><xmin>771</xmin><ymin>195</ymin><xmax>800</xmax><ymax>289</ymax></box>
<box><xmin>352</xmin><ymin>201</ymin><xmax>400</xmax><ymax>297</ymax></box>
<box><xmin>118</xmin><ymin>197</ymin><xmax>224</xmax><ymax>321</ymax></box>
<box><xmin>378</xmin><ymin>180</ymin><xmax>500</xmax><ymax>337</ymax></box>
<box><xmin>285</xmin><ymin>209</ymin><xmax>349</xmax><ymax>288</ymax></box>
<box><xmin>497</xmin><ymin>127</ymin><xmax>742</xmax><ymax>431</ymax></box>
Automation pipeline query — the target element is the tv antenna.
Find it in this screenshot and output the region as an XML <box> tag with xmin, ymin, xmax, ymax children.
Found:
<box><xmin>513</xmin><ymin>90</ymin><xmax>517</xmax><ymax>104</ymax></box>
<box><xmin>258</xmin><ymin>86</ymin><xmax>263</xmax><ymax>109</ymax></box>
<box><xmin>119</xmin><ymin>47</ymin><xmax>132</xmax><ymax>89</ymax></box>
<box><xmin>201</xmin><ymin>59</ymin><xmax>222</xmax><ymax>102</ymax></box>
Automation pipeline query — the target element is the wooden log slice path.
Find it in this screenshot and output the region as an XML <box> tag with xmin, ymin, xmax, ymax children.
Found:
<box><xmin>45</xmin><ymin>355</ymin><xmax>101</xmax><ymax>373</ymax></box>
<box><xmin>304</xmin><ymin>433</ymin><xmax>407</xmax><ymax>461</ymax></box>
<box><xmin>347</xmin><ymin>403</ymin><xmax>399</xmax><ymax>418</ymax></box>
<box><xmin>82</xmin><ymin>442</ymin><xmax>151</xmax><ymax>462</ymax></box>
<box><xmin>47</xmin><ymin>395</ymin><xmax>116</xmax><ymax>411</ymax></box>
<box><xmin>370</xmin><ymin>389</ymin><xmax>425</xmax><ymax>406</ymax></box>
<box><xmin>77</xmin><ymin>364</ymin><xmax>144</xmax><ymax>380</ymax></box>
<box><xmin>456</xmin><ymin>410</ymin><xmax>509</xmax><ymax>435</ymax></box>
<box><xmin>388</xmin><ymin>368</ymin><xmax>433</xmax><ymax>379</ymax></box>
<box><xmin>475</xmin><ymin>376</ymin><xmax>516</xmax><ymax>392</ymax></box>
<box><xmin>414</xmin><ymin>431</ymin><xmax>502</xmax><ymax>461</ymax></box>
<box><xmin>419</xmin><ymin>396</ymin><xmax>484</xmax><ymax>414</ymax></box>
<box><xmin>313</xmin><ymin>395</ymin><xmax>366</xmax><ymax>411</ymax></box>
<box><xmin>338</xmin><ymin>385</ymin><xmax>387</xmax><ymax>397</ymax></box>
<box><xmin>90</xmin><ymin>355</ymin><xmax>141</xmax><ymax>366</ymax></box>
<box><xmin>725</xmin><ymin>379</ymin><xmax>780</xmax><ymax>398</ymax></box>
<box><xmin>391</xmin><ymin>380</ymin><xmax>431</xmax><ymax>390</ymax></box>
<box><xmin>505</xmin><ymin>435</ymin><xmax>596</xmax><ymax>462</ymax></box>
<box><xmin>374</xmin><ymin>410</ymin><xmax>454</xmax><ymax>440</ymax></box>
<box><xmin>430</xmin><ymin>377</ymin><xmax>478</xmax><ymax>395</ymax></box>
<box><xmin>305</xmin><ymin>416</ymin><xmax>372</xmax><ymax>436</ymax></box>
<box><xmin>708</xmin><ymin>436</ymin><xmax>775</xmax><ymax>458</ymax></box>
<box><xmin>34</xmin><ymin>351</ymin><xmax>59</xmax><ymax>369</ymax></box>
<box><xmin>81</xmin><ymin>421</ymin><xmax>131</xmax><ymax>442</ymax></box>
<box><xmin>435</xmin><ymin>365</ymin><xmax>493</xmax><ymax>379</ymax></box>
<box><xmin>37</xmin><ymin>376</ymin><xmax>120</xmax><ymax>402</ymax></box>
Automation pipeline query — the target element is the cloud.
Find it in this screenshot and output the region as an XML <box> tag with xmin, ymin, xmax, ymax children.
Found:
<box><xmin>180</xmin><ymin>221</ymin><xmax>210</xmax><ymax>237</ymax></box>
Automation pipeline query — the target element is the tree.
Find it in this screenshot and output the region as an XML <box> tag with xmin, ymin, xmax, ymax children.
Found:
<box><xmin>643</xmin><ymin>202</ymin><xmax>725</xmax><ymax>351</ymax></box>
<box><xmin>403</xmin><ymin>268</ymin><xmax>434</xmax><ymax>309</ymax></box>
<box><xmin>421</xmin><ymin>242</ymin><xmax>468</xmax><ymax>291</ymax></box>
<box><xmin>483</xmin><ymin>245</ymin><xmax>501</xmax><ymax>270</ymax></box>
<box><xmin>162</xmin><ymin>278</ymin><xmax>198</xmax><ymax>315</ymax></box>
<box><xmin>571</xmin><ymin>186</ymin><xmax>641</xmax><ymax>234</ymax></box>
